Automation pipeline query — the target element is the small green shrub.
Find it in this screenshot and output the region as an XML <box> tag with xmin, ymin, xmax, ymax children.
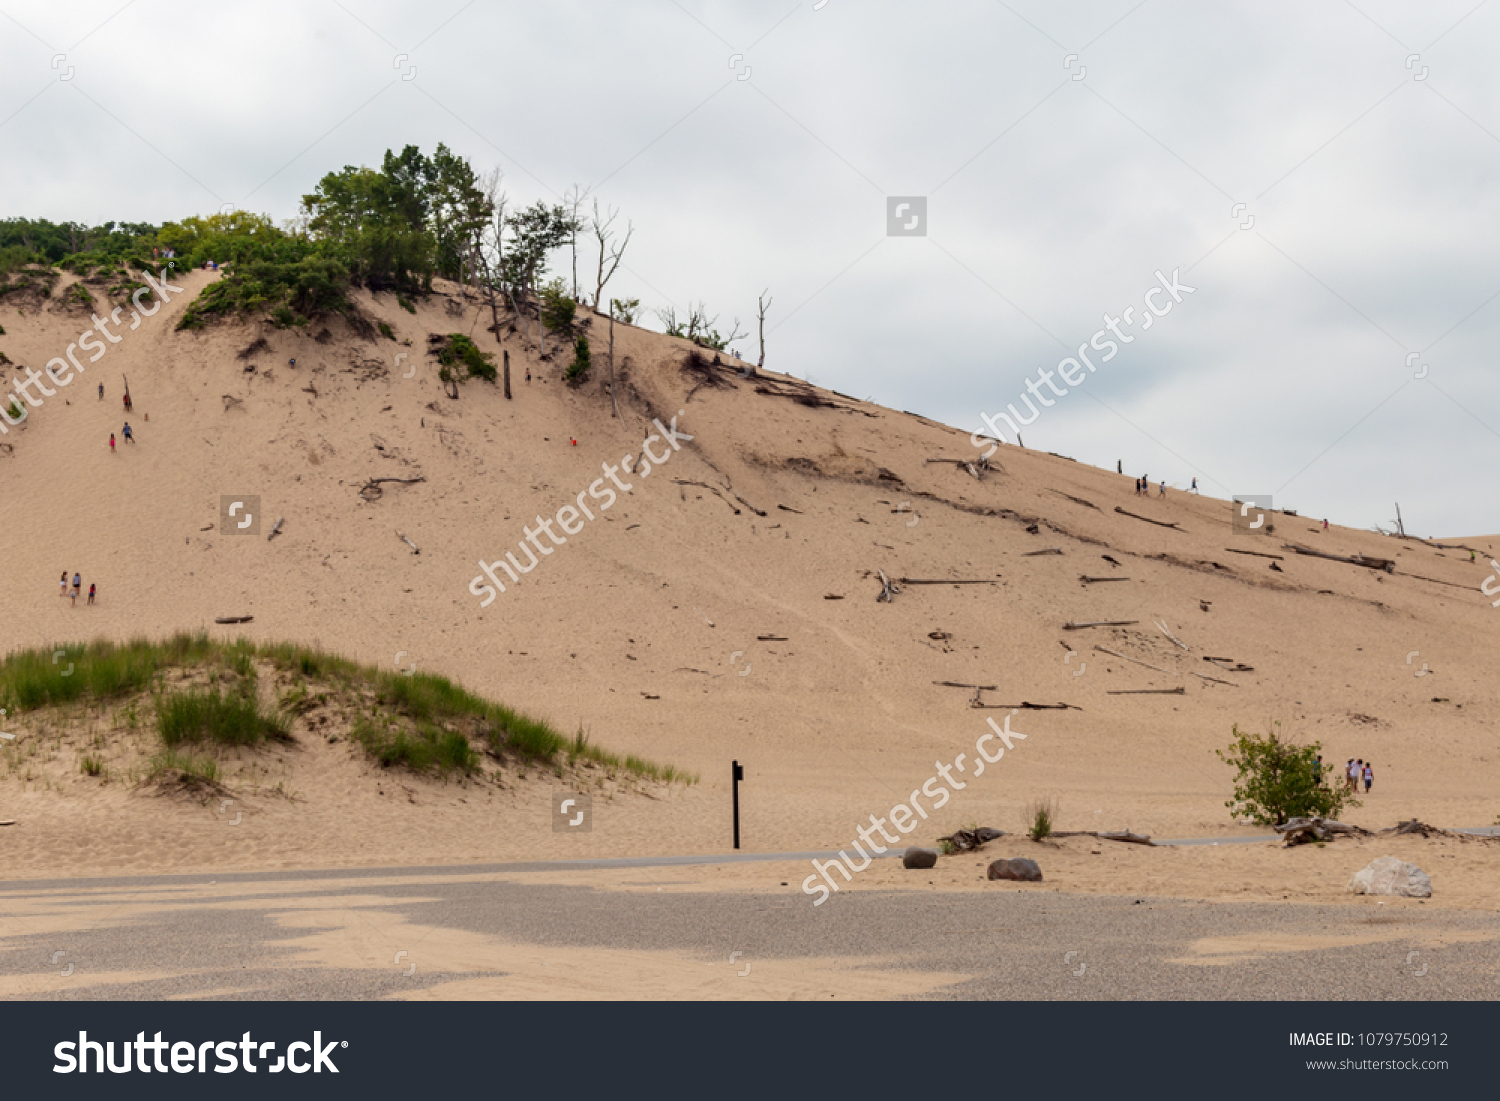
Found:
<box><xmin>436</xmin><ymin>332</ymin><xmax>496</xmax><ymax>383</ymax></box>
<box><xmin>378</xmin><ymin>320</ymin><xmax>395</xmax><ymax>339</ymax></box>
<box><xmin>80</xmin><ymin>755</ymin><xmax>103</xmax><ymax>776</ymax></box>
<box><xmin>146</xmin><ymin>750</ymin><xmax>220</xmax><ymax>786</ymax></box>
<box><xmin>1027</xmin><ymin>798</ymin><xmax>1057</xmax><ymax>841</ymax></box>
<box><xmin>541</xmin><ymin>278</ymin><xmax>576</xmax><ymax>332</ymax></box>
<box><xmin>1217</xmin><ymin>721</ymin><xmax>1357</xmax><ymax>826</ymax></box>
<box><xmin>398</xmin><ymin>294</ymin><xmax>416</xmax><ymax>314</ymax></box>
<box><xmin>564</xmin><ymin>334</ymin><xmax>591</xmax><ymax>385</ymax></box>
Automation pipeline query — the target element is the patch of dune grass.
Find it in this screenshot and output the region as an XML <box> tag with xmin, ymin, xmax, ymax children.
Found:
<box><xmin>0</xmin><ymin>634</ymin><xmax>691</xmax><ymax>784</ymax></box>
<box><xmin>157</xmin><ymin>689</ymin><xmax>290</xmax><ymax>747</ymax></box>
<box><xmin>145</xmin><ymin>750</ymin><xmax>220</xmax><ymax>786</ymax></box>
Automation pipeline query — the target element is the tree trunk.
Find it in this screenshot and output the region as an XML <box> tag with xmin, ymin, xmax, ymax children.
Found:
<box><xmin>608</xmin><ymin>313</ymin><xmax>619</xmax><ymax>419</ymax></box>
<box><xmin>503</xmin><ymin>349</ymin><xmax>511</xmax><ymax>400</ymax></box>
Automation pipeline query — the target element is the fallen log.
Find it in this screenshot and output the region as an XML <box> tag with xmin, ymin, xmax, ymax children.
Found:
<box><xmin>1098</xmin><ymin>830</ymin><xmax>1154</xmax><ymax>846</ymax></box>
<box><xmin>1153</xmin><ymin>617</ymin><xmax>1190</xmax><ymax>651</ymax></box>
<box><xmin>1276</xmin><ymin>817</ymin><xmax>1372</xmax><ymax>845</ymax></box>
<box><xmin>1283</xmin><ymin>543</ymin><xmax>1395</xmax><ymax>573</ymax></box>
<box><xmin>1022</xmin><ymin>548</ymin><xmax>1064</xmax><ymax>557</ymax></box>
<box><xmin>214</xmin><ymin>615</ymin><xmax>253</xmax><ymax>624</ymax></box>
<box><xmin>1224</xmin><ymin>547</ymin><xmax>1284</xmax><ymax>560</ymax></box>
<box><xmin>1093</xmin><ymin>646</ymin><xmax>1177</xmax><ymax>676</ymax></box>
<box><xmin>1115</xmin><ymin>506</ymin><xmax>1184</xmax><ymax>530</ymax></box>
<box><xmin>1107</xmin><ymin>687</ymin><xmax>1185</xmax><ymax>695</ymax></box>
<box><xmin>398</xmin><ymin>532</ymin><xmax>420</xmax><ymax>555</ymax></box>
<box><xmin>1049</xmin><ymin>489</ymin><xmax>1101</xmax><ymax>511</ymax></box>
<box><xmin>978</xmin><ymin>701</ymin><xmax>1083</xmax><ymax>710</ymax></box>
<box><xmin>933</xmin><ymin>681</ymin><xmax>999</xmax><ymax>690</ymax></box>
<box><xmin>1204</xmin><ymin>657</ymin><xmax>1254</xmax><ymax>673</ymax></box>
<box><xmin>1065</xmin><ymin>620</ymin><xmax>1139</xmax><ymax>630</ymax></box>
<box><xmin>876</xmin><ymin>570</ymin><xmax>900</xmax><ymax>603</ymax></box>
<box><xmin>267</xmin><ymin>517</ymin><xmax>285</xmax><ymax>542</ymax></box>
<box><xmin>1080</xmin><ymin>575</ymin><xmax>1131</xmax><ymax>583</ymax></box>
<box><xmin>898</xmin><ymin>578</ymin><xmax>1002</xmax><ymax>585</ymax></box>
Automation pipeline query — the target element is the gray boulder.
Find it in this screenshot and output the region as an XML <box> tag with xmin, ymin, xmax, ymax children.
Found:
<box><xmin>1348</xmin><ymin>856</ymin><xmax>1432</xmax><ymax>898</ymax></box>
<box><xmin>902</xmin><ymin>847</ymin><xmax>938</xmax><ymax>869</ymax></box>
<box><xmin>987</xmin><ymin>857</ymin><xmax>1042</xmax><ymax>882</ymax></box>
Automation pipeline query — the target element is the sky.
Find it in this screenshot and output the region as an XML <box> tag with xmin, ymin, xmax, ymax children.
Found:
<box><xmin>3</xmin><ymin>0</ymin><xmax>1498</xmax><ymax>536</ymax></box>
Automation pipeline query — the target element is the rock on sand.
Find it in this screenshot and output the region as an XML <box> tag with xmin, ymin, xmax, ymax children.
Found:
<box><xmin>902</xmin><ymin>847</ymin><xmax>938</xmax><ymax>869</ymax></box>
<box><xmin>1348</xmin><ymin>856</ymin><xmax>1432</xmax><ymax>898</ymax></box>
<box><xmin>987</xmin><ymin>857</ymin><xmax>1042</xmax><ymax>882</ymax></box>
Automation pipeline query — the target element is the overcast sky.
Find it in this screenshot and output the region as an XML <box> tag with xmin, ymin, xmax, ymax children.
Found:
<box><xmin>4</xmin><ymin>1</ymin><xmax>1498</xmax><ymax>535</ymax></box>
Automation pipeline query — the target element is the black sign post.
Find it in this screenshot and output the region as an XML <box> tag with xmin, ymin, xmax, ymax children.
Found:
<box><xmin>731</xmin><ymin>760</ymin><xmax>744</xmax><ymax>849</ymax></box>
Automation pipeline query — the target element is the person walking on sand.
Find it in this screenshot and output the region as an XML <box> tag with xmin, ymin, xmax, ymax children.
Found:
<box><xmin>1191</xmin><ymin>477</ymin><xmax>1198</xmax><ymax>493</ymax></box>
<box><xmin>109</xmin><ymin>433</ymin><xmax>116</xmax><ymax>452</ymax></box>
<box><xmin>123</xmin><ymin>392</ymin><xmax>132</xmax><ymax>413</ymax></box>
<box><xmin>1158</xmin><ymin>480</ymin><xmax>1166</xmax><ymax>497</ymax></box>
<box><xmin>87</xmin><ymin>583</ymin><xmax>96</xmax><ymax>605</ymax></box>
<box><xmin>1313</xmin><ymin>754</ymin><xmax>1323</xmax><ymax>784</ymax></box>
<box><xmin>97</xmin><ymin>382</ymin><xmax>104</xmax><ymax>401</ymax></box>
<box><xmin>71</xmin><ymin>573</ymin><xmax>81</xmax><ymax>605</ymax></box>
<box><xmin>60</xmin><ymin>571</ymin><xmax>68</xmax><ymax>598</ymax></box>
<box><xmin>122</xmin><ymin>422</ymin><xmax>134</xmax><ymax>444</ymax></box>
<box><xmin>1362</xmin><ymin>761</ymin><xmax>1373</xmax><ymax>794</ymax></box>
<box><xmin>1344</xmin><ymin>759</ymin><xmax>1356</xmax><ymax>794</ymax></box>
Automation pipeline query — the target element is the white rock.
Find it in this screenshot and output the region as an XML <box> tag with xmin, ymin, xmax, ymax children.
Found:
<box><xmin>1348</xmin><ymin>856</ymin><xmax>1432</xmax><ymax>898</ymax></box>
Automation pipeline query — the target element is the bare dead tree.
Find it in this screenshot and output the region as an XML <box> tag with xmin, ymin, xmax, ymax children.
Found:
<box><xmin>607</xmin><ymin>302</ymin><xmax>620</xmax><ymax>420</ymax></box>
<box><xmin>564</xmin><ymin>183</ymin><xmax>591</xmax><ymax>301</ymax></box>
<box><xmin>475</xmin><ymin>170</ymin><xmax>513</xmax><ymax>399</ymax></box>
<box><xmin>592</xmin><ymin>198</ymin><xmax>633</xmax><ymax>314</ymax></box>
<box><xmin>756</xmin><ymin>288</ymin><xmax>771</xmax><ymax>369</ymax></box>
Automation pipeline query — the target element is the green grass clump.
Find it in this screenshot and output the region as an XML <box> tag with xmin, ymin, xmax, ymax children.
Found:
<box><xmin>157</xmin><ymin>689</ymin><xmax>289</xmax><ymax>747</ymax></box>
<box><xmin>377</xmin><ymin>320</ymin><xmax>395</xmax><ymax>339</ymax></box>
<box><xmin>80</xmin><ymin>755</ymin><xmax>103</xmax><ymax>777</ymax></box>
<box><xmin>351</xmin><ymin>716</ymin><xmax>478</xmax><ymax>775</ymax></box>
<box><xmin>436</xmin><ymin>332</ymin><xmax>496</xmax><ymax>383</ymax></box>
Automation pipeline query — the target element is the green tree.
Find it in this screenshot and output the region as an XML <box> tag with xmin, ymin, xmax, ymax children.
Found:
<box><xmin>540</xmin><ymin>278</ymin><xmax>576</xmax><ymax>332</ymax></box>
<box><xmin>1216</xmin><ymin>722</ymin><xmax>1357</xmax><ymax>826</ymax></box>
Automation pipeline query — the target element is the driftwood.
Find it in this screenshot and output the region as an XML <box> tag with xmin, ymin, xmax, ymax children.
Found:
<box><xmin>777</xmin><ymin>504</ymin><xmax>803</xmax><ymax>514</ymax></box>
<box><xmin>267</xmin><ymin>517</ymin><xmax>285</xmax><ymax>542</ymax></box>
<box><xmin>934</xmin><ymin>680</ymin><xmax>998</xmax><ymax>690</ymax></box>
<box><xmin>1276</xmin><ymin>817</ymin><xmax>1372</xmax><ymax>846</ymax></box>
<box><xmin>1098</xmin><ymin>830</ymin><xmax>1154</xmax><ymax>846</ymax></box>
<box><xmin>1283</xmin><ymin>543</ymin><xmax>1394</xmax><ymax>573</ymax></box>
<box><xmin>1022</xmin><ymin>548</ymin><xmax>1064</xmax><ymax>556</ymax></box>
<box><xmin>360</xmin><ymin>476</ymin><xmax>426</xmax><ymax>500</ymax></box>
<box><xmin>1203</xmin><ymin>657</ymin><xmax>1254</xmax><ymax>672</ymax></box>
<box><xmin>1065</xmin><ymin>620</ymin><xmax>1139</xmax><ymax>630</ymax></box>
<box><xmin>984</xmin><ymin>701</ymin><xmax>1082</xmax><ymax>710</ymax></box>
<box><xmin>1153</xmin><ymin>618</ymin><xmax>1190</xmax><ymax>651</ymax></box>
<box><xmin>1107</xmin><ymin>687</ymin><xmax>1185</xmax><ymax>696</ymax></box>
<box><xmin>1225</xmin><ymin>547</ymin><xmax>1284</xmax><ymax>560</ymax></box>
<box><xmin>214</xmin><ymin>615</ymin><xmax>253</xmax><ymax>624</ymax></box>
<box><xmin>757</xmin><ymin>634</ymin><xmax>788</xmax><ymax>642</ymax></box>
<box><xmin>898</xmin><ymin>577</ymin><xmax>1001</xmax><ymax>585</ymax></box>
<box><xmin>398</xmin><ymin>532</ymin><xmax>420</xmax><ymax>555</ymax></box>
<box><xmin>1080</xmin><ymin>575</ymin><xmax>1130</xmax><ymax>584</ymax></box>
<box><xmin>1115</xmin><ymin>506</ymin><xmax>1184</xmax><ymax>530</ymax></box>
<box><xmin>673</xmin><ymin>479</ymin><xmax>742</xmax><ymax>515</ymax></box>
<box><xmin>1093</xmin><ymin>646</ymin><xmax>1177</xmax><ymax>676</ymax></box>
<box><xmin>877</xmin><ymin>570</ymin><xmax>900</xmax><ymax>603</ymax></box>
<box><xmin>1049</xmin><ymin>489</ymin><xmax>1101</xmax><ymax>511</ymax></box>
<box><xmin>940</xmin><ymin>826</ymin><xmax>1005</xmax><ymax>852</ymax></box>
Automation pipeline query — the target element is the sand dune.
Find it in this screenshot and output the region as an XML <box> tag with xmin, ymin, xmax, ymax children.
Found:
<box><xmin>2</xmin><ymin>270</ymin><xmax>1497</xmax><ymax>910</ymax></box>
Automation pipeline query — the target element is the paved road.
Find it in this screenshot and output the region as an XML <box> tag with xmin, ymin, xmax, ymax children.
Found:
<box><xmin>2</xmin><ymin>858</ymin><xmax>1496</xmax><ymax>1000</ymax></box>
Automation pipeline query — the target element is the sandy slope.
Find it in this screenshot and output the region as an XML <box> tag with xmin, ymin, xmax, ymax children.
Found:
<box><xmin>1</xmin><ymin>267</ymin><xmax>1497</xmax><ymax>909</ymax></box>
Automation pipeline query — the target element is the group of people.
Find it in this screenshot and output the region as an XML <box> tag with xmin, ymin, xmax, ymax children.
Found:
<box><xmin>1315</xmin><ymin>755</ymin><xmax>1373</xmax><ymax>794</ymax></box>
<box><xmin>1124</xmin><ymin>470</ymin><xmax>1199</xmax><ymax>497</ymax></box>
<box><xmin>108</xmin><ymin>422</ymin><xmax>135</xmax><ymax>451</ymax></box>
<box><xmin>58</xmin><ymin>571</ymin><xmax>96</xmax><ymax>606</ymax></box>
